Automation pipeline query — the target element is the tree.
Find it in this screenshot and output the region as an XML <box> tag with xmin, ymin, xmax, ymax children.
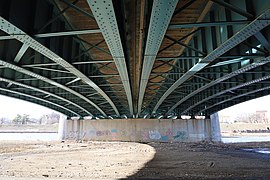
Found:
<box><xmin>13</xmin><ymin>114</ymin><xmax>22</xmax><ymax>124</ymax></box>
<box><xmin>0</xmin><ymin>117</ymin><xmax>4</xmax><ymax>125</ymax></box>
<box><xmin>13</xmin><ymin>114</ymin><xmax>30</xmax><ymax>124</ymax></box>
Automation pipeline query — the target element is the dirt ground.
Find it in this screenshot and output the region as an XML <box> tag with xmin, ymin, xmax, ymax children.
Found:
<box><xmin>0</xmin><ymin>141</ymin><xmax>270</xmax><ymax>180</ymax></box>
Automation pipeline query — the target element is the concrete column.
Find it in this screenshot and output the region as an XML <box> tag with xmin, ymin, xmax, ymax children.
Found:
<box><xmin>58</xmin><ymin>115</ymin><xmax>67</xmax><ymax>140</ymax></box>
<box><xmin>210</xmin><ymin>113</ymin><xmax>221</xmax><ymax>142</ymax></box>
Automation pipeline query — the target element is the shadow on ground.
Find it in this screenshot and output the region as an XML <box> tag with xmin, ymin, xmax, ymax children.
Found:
<box><xmin>121</xmin><ymin>141</ymin><xmax>270</xmax><ymax>179</ymax></box>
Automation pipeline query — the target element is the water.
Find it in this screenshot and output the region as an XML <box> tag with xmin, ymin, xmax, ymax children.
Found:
<box><xmin>0</xmin><ymin>132</ymin><xmax>58</xmax><ymax>141</ymax></box>
<box><xmin>243</xmin><ymin>148</ymin><xmax>270</xmax><ymax>154</ymax></box>
<box><xmin>222</xmin><ymin>136</ymin><xmax>270</xmax><ymax>143</ymax></box>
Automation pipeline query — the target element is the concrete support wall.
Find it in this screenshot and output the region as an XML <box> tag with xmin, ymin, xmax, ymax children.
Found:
<box><xmin>210</xmin><ymin>113</ymin><xmax>221</xmax><ymax>142</ymax></box>
<box><xmin>57</xmin><ymin>115</ymin><xmax>67</xmax><ymax>140</ymax></box>
<box><xmin>65</xmin><ymin>118</ymin><xmax>217</xmax><ymax>142</ymax></box>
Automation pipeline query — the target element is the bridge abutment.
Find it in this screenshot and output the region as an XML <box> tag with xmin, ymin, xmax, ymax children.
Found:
<box><xmin>63</xmin><ymin>117</ymin><xmax>221</xmax><ymax>142</ymax></box>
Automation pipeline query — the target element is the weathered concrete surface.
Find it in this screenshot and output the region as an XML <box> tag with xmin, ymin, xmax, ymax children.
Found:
<box><xmin>57</xmin><ymin>115</ymin><xmax>67</xmax><ymax>140</ymax></box>
<box><xmin>210</xmin><ymin>113</ymin><xmax>221</xmax><ymax>142</ymax></box>
<box><xmin>65</xmin><ymin>119</ymin><xmax>216</xmax><ymax>142</ymax></box>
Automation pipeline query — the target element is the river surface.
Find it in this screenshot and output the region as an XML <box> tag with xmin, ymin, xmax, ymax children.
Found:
<box><xmin>222</xmin><ymin>136</ymin><xmax>270</xmax><ymax>143</ymax></box>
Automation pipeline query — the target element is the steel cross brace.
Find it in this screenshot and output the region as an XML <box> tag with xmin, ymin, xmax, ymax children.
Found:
<box><xmin>0</xmin><ymin>16</ymin><xmax>119</xmax><ymax>116</ymax></box>
<box><xmin>198</xmin><ymin>85</ymin><xmax>270</xmax><ymax>115</ymax></box>
<box><xmin>152</xmin><ymin>9</ymin><xmax>270</xmax><ymax>114</ymax></box>
<box><xmin>182</xmin><ymin>70</ymin><xmax>270</xmax><ymax>114</ymax></box>
<box><xmin>167</xmin><ymin>54</ymin><xmax>270</xmax><ymax>115</ymax></box>
<box><xmin>0</xmin><ymin>87</ymin><xmax>76</xmax><ymax>116</ymax></box>
<box><xmin>0</xmin><ymin>59</ymin><xmax>101</xmax><ymax>116</ymax></box>
<box><xmin>0</xmin><ymin>77</ymin><xmax>91</xmax><ymax>116</ymax></box>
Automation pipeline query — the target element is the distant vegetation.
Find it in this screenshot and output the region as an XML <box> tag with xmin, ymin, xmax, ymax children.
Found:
<box><xmin>219</xmin><ymin>110</ymin><xmax>269</xmax><ymax>124</ymax></box>
<box><xmin>0</xmin><ymin>112</ymin><xmax>60</xmax><ymax>125</ymax></box>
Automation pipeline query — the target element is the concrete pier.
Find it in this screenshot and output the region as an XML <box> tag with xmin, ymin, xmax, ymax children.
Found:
<box><xmin>58</xmin><ymin>115</ymin><xmax>67</xmax><ymax>140</ymax></box>
<box><xmin>64</xmin><ymin>118</ymin><xmax>221</xmax><ymax>142</ymax></box>
<box><xmin>210</xmin><ymin>113</ymin><xmax>221</xmax><ymax>142</ymax></box>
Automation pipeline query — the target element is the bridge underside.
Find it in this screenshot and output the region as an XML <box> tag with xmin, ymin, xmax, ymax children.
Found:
<box><xmin>0</xmin><ymin>0</ymin><xmax>270</xmax><ymax>119</ymax></box>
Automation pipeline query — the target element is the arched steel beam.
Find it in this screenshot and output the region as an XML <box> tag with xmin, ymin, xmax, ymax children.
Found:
<box><xmin>0</xmin><ymin>60</ymin><xmax>103</xmax><ymax>116</ymax></box>
<box><xmin>0</xmin><ymin>88</ymin><xmax>77</xmax><ymax>116</ymax></box>
<box><xmin>152</xmin><ymin>8</ymin><xmax>270</xmax><ymax>114</ymax></box>
<box><xmin>87</xmin><ymin>0</ymin><xmax>134</xmax><ymax>115</ymax></box>
<box><xmin>0</xmin><ymin>77</ymin><xmax>91</xmax><ymax>117</ymax></box>
<box><xmin>181</xmin><ymin>62</ymin><xmax>270</xmax><ymax>114</ymax></box>
<box><xmin>137</xmin><ymin>0</ymin><xmax>178</xmax><ymax>115</ymax></box>
<box><xmin>166</xmin><ymin>55</ymin><xmax>270</xmax><ymax>115</ymax></box>
<box><xmin>197</xmin><ymin>85</ymin><xmax>270</xmax><ymax>115</ymax></box>
<box><xmin>0</xmin><ymin>16</ymin><xmax>119</xmax><ymax>116</ymax></box>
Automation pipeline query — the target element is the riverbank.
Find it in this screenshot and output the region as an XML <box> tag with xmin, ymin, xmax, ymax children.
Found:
<box><xmin>220</xmin><ymin>122</ymin><xmax>270</xmax><ymax>132</ymax></box>
<box><xmin>0</xmin><ymin>141</ymin><xmax>270</xmax><ymax>179</ymax></box>
<box><xmin>0</xmin><ymin>124</ymin><xmax>58</xmax><ymax>132</ymax></box>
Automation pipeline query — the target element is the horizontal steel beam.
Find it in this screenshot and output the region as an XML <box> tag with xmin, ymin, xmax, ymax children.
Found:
<box><xmin>0</xmin><ymin>60</ymin><xmax>102</xmax><ymax>116</ymax></box>
<box><xmin>156</xmin><ymin>54</ymin><xmax>265</xmax><ymax>61</ymax></box>
<box><xmin>169</xmin><ymin>20</ymin><xmax>250</xmax><ymax>29</ymax></box>
<box><xmin>22</xmin><ymin>63</ymin><xmax>58</xmax><ymax>67</ymax></box>
<box><xmin>0</xmin><ymin>77</ymin><xmax>93</xmax><ymax>116</ymax></box>
<box><xmin>198</xmin><ymin>85</ymin><xmax>270</xmax><ymax>114</ymax></box>
<box><xmin>72</xmin><ymin>60</ymin><xmax>114</xmax><ymax>65</ymax></box>
<box><xmin>167</xmin><ymin>55</ymin><xmax>270</xmax><ymax>115</ymax></box>
<box><xmin>35</xmin><ymin>29</ymin><xmax>101</xmax><ymax>38</ymax></box>
<box><xmin>89</xmin><ymin>74</ymin><xmax>120</xmax><ymax>78</ymax></box>
<box><xmin>0</xmin><ymin>88</ymin><xmax>77</xmax><ymax>116</ymax></box>
<box><xmin>153</xmin><ymin>9</ymin><xmax>270</xmax><ymax>114</ymax></box>
<box><xmin>182</xmin><ymin>70</ymin><xmax>270</xmax><ymax>114</ymax></box>
<box><xmin>0</xmin><ymin>16</ymin><xmax>119</xmax><ymax>116</ymax></box>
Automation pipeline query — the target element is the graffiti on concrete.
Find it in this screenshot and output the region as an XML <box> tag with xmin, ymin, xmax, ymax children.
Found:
<box><xmin>166</xmin><ymin>128</ymin><xmax>172</xmax><ymax>136</ymax></box>
<box><xmin>111</xmin><ymin>129</ymin><xmax>118</xmax><ymax>140</ymax></box>
<box><xmin>88</xmin><ymin>129</ymin><xmax>96</xmax><ymax>137</ymax></box>
<box><xmin>173</xmin><ymin>131</ymin><xmax>187</xmax><ymax>140</ymax></box>
<box><xmin>67</xmin><ymin>131</ymin><xmax>86</xmax><ymax>139</ymax></box>
<box><xmin>149</xmin><ymin>130</ymin><xmax>161</xmax><ymax>140</ymax></box>
<box><xmin>96</xmin><ymin>130</ymin><xmax>111</xmax><ymax>136</ymax></box>
<box><xmin>160</xmin><ymin>128</ymin><xmax>172</xmax><ymax>141</ymax></box>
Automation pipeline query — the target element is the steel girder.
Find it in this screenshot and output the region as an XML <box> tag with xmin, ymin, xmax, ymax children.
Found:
<box><xmin>152</xmin><ymin>8</ymin><xmax>270</xmax><ymax>114</ymax></box>
<box><xmin>87</xmin><ymin>0</ymin><xmax>134</xmax><ymax>115</ymax></box>
<box><xmin>198</xmin><ymin>85</ymin><xmax>270</xmax><ymax>115</ymax></box>
<box><xmin>166</xmin><ymin>55</ymin><xmax>270</xmax><ymax>115</ymax></box>
<box><xmin>137</xmin><ymin>0</ymin><xmax>178</xmax><ymax>115</ymax></box>
<box><xmin>0</xmin><ymin>29</ymin><xmax>101</xmax><ymax>40</ymax></box>
<box><xmin>180</xmin><ymin>56</ymin><xmax>270</xmax><ymax>115</ymax></box>
<box><xmin>1</xmin><ymin>0</ymin><xmax>270</xmax><ymax>118</ymax></box>
<box><xmin>0</xmin><ymin>87</ymin><xmax>77</xmax><ymax>116</ymax></box>
<box><xmin>0</xmin><ymin>60</ymin><xmax>97</xmax><ymax>116</ymax></box>
<box><xmin>0</xmin><ymin>16</ymin><xmax>119</xmax><ymax>116</ymax></box>
<box><xmin>0</xmin><ymin>77</ymin><xmax>94</xmax><ymax>117</ymax></box>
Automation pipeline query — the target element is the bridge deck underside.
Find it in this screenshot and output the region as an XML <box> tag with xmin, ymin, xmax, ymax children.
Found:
<box><xmin>0</xmin><ymin>0</ymin><xmax>270</xmax><ymax>119</ymax></box>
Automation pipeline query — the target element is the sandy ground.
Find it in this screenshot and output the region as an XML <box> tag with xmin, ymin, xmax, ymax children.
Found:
<box><xmin>0</xmin><ymin>141</ymin><xmax>270</xmax><ymax>179</ymax></box>
<box><xmin>0</xmin><ymin>141</ymin><xmax>155</xmax><ymax>180</ymax></box>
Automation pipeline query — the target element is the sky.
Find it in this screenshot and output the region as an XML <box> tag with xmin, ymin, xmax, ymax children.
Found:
<box><xmin>1</xmin><ymin>94</ymin><xmax>270</xmax><ymax>120</ymax></box>
<box><xmin>0</xmin><ymin>95</ymin><xmax>61</xmax><ymax>119</ymax></box>
<box><xmin>219</xmin><ymin>95</ymin><xmax>270</xmax><ymax>119</ymax></box>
